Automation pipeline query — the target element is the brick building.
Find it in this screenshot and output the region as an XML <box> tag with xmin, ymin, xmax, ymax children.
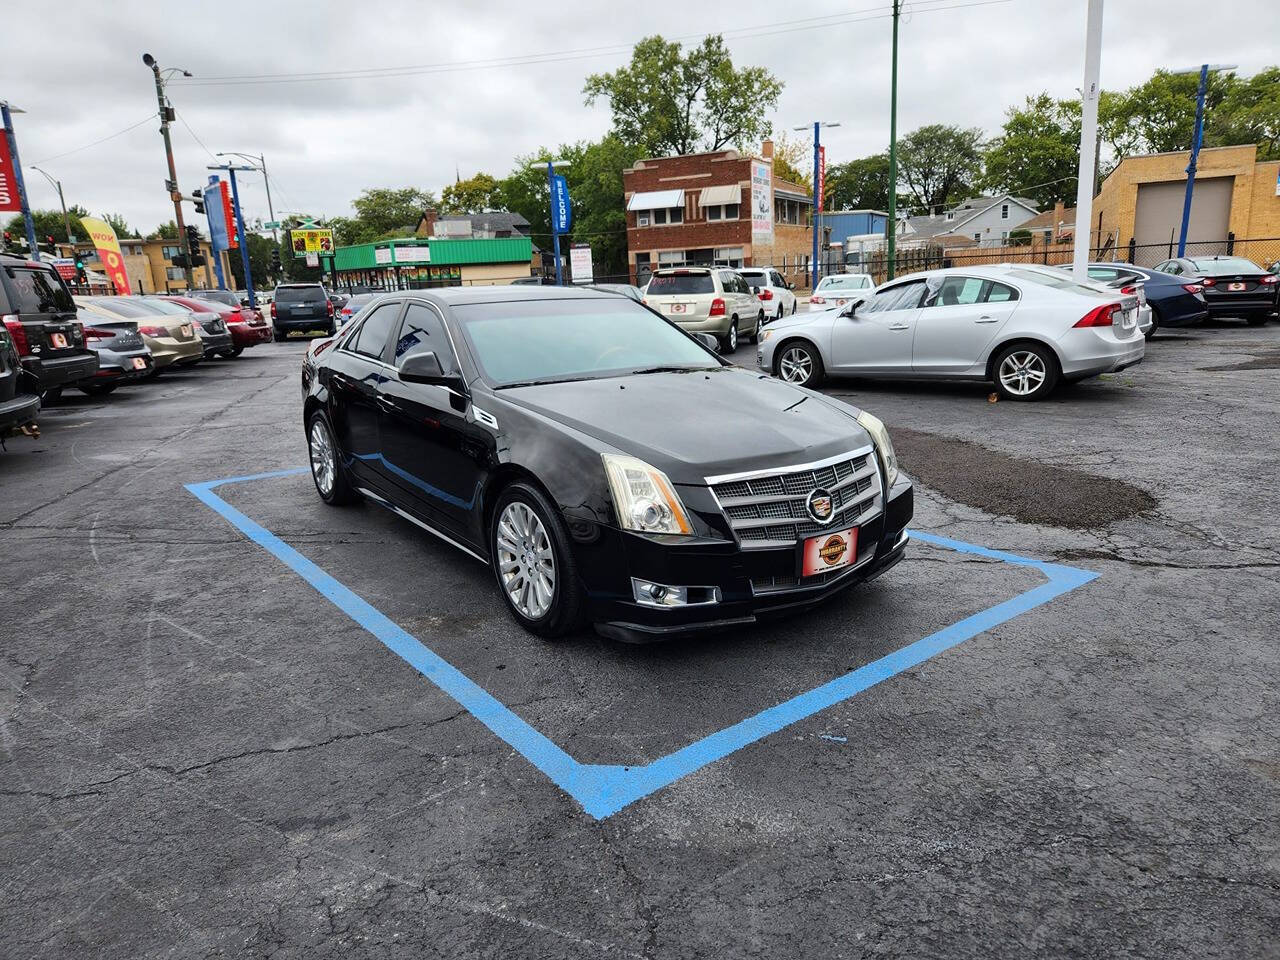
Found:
<box><xmin>623</xmin><ymin>140</ymin><xmax>814</xmax><ymax>288</ymax></box>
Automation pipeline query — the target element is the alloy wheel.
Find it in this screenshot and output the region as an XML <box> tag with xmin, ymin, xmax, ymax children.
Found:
<box><xmin>998</xmin><ymin>350</ymin><xmax>1047</xmax><ymax>396</ymax></box>
<box><xmin>309</xmin><ymin>420</ymin><xmax>335</xmax><ymax>496</ymax></box>
<box><xmin>778</xmin><ymin>346</ymin><xmax>813</xmax><ymax>384</ymax></box>
<box><xmin>727</xmin><ymin>323</ymin><xmax>738</xmax><ymax>352</ymax></box>
<box><xmin>496</xmin><ymin>502</ymin><xmax>556</xmax><ymax>620</ymax></box>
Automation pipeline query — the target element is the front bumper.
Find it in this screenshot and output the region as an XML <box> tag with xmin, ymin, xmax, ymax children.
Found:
<box><xmin>580</xmin><ymin>475</ymin><xmax>914</xmax><ymax>641</ymax></box>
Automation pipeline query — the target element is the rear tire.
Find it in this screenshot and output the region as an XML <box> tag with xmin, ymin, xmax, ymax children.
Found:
<box><xmin>1145</xmin><ymin>305</ymin><xmax>1160</xmax><ymax>340</ymax></box>
<box><xmin>1246</xmin><ymin>313</ymin><xmax>1268</xmax><ymax>327</ymax></box>
<box><xmin>720</xmin><ymin>320</ymin><xmax>739</xmax><ymax>354</ymax></box>
<box><xmin>775</xmin><ymin>340</ymin><xmax>823</xmax><ymax>388</ymax></box>
<box><xmin>307</xmin><ymin>411</ymin><xmax>359</xmax><ymax>506</ymax></box>
<box><xmin>992</xmin><ymin>342</ymin><xmax>1059</xmax><ymax>401</ymax></box>
<box><xmin>273</xmin><ymin>330</ymin><xmax>286</xmax><ymax>343</ymax></box>
<box><xmin>490</xmin><ymin>481</ymin><xmax>584</xmax><ymax>639</ymax></box>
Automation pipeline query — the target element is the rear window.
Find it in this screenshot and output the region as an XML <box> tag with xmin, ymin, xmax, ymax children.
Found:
<box><xmin>276</xmin><ymin>286</ymin><xmax>326</xmax><ymax>302</ymax></box>
<box><xmin>3</xmin><ymin>265</ymin><xmax>75</xmax><ymax>314</ymax></box>
<box><xmin>193</xmin><ymin>290</ymin><xmax>239</xmax><ymax>307</ymax></box>
<box><xmin>1189</xmin><ymin>257</ymin><xmax>1261</xmax><ymax>276</ymax></box>
<box><xmin>647</xmin><ymin>273</ymin><xmax>714</xmax><ymax>296</ymax></box>
<box><xmin>738</xmin><ymin>270</ymin><xmax>767</xmax><ymax>282</ymax></box>
<box><xmin>819</xmin><ymin>276</ymin><xmax>871</xmax><ymax>291</ymax></box>
<box><xmin>1007</xmin><ymin>269</ymin><xmax>1102</xmax><ymax>297</ymax></box>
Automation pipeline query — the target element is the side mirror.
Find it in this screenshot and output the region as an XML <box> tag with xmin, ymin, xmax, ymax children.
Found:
<box><xmin>839</xmin><ymin>299</ymin><xmax>863</xmax><ymax>318</ymax></box>
<box><xmin>750</xmin><ymin>285</ymin><xmax>760</xmax><ymax>294</ymax></box>
<box><xmin>399</xmin><ymin>351</ymin><xmax>467</xmax><ymax>393</ymax></box>
<box><xmin>693</xmin><ymin>332</ymin><xmax>720</xmax><ymax>352</ymax></box>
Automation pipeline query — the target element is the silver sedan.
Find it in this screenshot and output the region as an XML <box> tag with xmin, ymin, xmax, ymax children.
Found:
<box><xmin>757</xmin><ymin>264</ymin><xmax>1145</xmax><ymax>401</ymax></box>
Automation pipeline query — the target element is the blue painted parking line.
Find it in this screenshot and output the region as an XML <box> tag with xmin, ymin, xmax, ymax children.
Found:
<box><xmin>187</xmin><ymin>469</ymin><xmax>1099</xmax><ymax>820</ymax></box>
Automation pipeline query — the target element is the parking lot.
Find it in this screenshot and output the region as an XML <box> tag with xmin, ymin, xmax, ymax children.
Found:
<box><xmin>3</xmin><ymin>323</ymin><xmax>1278</xmax><ymax>958</ymax></box>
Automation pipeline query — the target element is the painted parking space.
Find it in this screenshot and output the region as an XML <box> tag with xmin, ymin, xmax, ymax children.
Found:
<box><xmin>189</xmin><ymin>467</ymin><xmax>1099</xmax><ymax>819</ymax></box>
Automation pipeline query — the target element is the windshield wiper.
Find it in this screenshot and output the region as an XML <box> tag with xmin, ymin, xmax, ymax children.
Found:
<box><xmin>495</xmin><ymin>375</ymin><xmax>599</xmax><ymax>389</ymax></box>
<box><xmin>629</xmin><ymin>365</ymin><xmax>715</xmax><ymax>375</ymax></box>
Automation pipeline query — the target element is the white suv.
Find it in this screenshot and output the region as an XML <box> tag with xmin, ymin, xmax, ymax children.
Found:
<box><xmin>643</xmin><ymin>268</ymin><xmax>764</xmax><ymax>352</ymax></box>
<box><xmin>738</xmin><ymin>267</ymin><xmax>797</xmax><ymax>322</ymax></box>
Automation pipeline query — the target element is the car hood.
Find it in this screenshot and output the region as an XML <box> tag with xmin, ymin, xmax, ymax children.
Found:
<box><xmin>496</xmin><ymin>365</ymin><xmax>871</xmax><ymax>485</ymax></box>
<box><xmin>769</xmin><ymin>310</ymin><xmax>840</xmax><ymax>335</ymax></box>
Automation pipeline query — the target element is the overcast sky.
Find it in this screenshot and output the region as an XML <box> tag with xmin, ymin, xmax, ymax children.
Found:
<box><xmin>2</xmin><ymin>0</ymin><xmax>1274</xmax><ymax>235</ymax></box>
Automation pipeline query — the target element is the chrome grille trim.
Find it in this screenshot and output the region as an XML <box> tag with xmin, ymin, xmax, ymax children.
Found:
<box><xmin>707</xmin><ymin>447</ymin><xmax>883</xmax><ymax>548</ymax></box>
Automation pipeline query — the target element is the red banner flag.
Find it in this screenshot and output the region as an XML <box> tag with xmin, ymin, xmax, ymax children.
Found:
<box><xmin>0</xmin><ymin>135</ymin><xmax>22</xmax><ymax>214</ymax></box>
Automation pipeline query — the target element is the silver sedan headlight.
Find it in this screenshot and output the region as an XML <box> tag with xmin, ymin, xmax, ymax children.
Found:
<box><xmin>856</xmin><ymin>411</ymin><xmax>899</xmax><ymax>487</ymax></box>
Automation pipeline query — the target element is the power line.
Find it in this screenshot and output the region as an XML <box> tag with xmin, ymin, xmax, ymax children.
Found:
<box><xmin>30</xmin><ymin>113</ymin><xmax>157</xmax><ymax>165</ymax></box>
<box><xmin>172</xmin><ymin>0</ymin><xmax>1012</xmax><ymax>88</ymax></box>
<box><xmin>175</xmin><ymin>110</ymin><xmax>217</xmax><ymax>161</ymax></box>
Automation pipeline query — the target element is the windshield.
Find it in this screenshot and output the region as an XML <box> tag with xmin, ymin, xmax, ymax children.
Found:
<box><xmin>818</xmin><ymin>276</ymin><xmax>871</xmax><ymax>291</ymax></box>
<box><xmin>194</xmin><ymin>290</ymin><xmax>240</xmax><ymax>307</ymax></box>
<box><xmin>647</xmin><ymin>273</ymin><xmax>713</xmax><ymax>296</ymax></box>
<box><xmin>455</xmin><ymin>297</ymin><xmax>718</xmax><ymax>387</ymax></box>
<box><xmin>1190</xmin><ymin>257</ymin><xmax>1262</xmax><ymax>276</ymax></box>
<box><xmin>277</xmin><ymin>286</ymin><xmax>326</xmax><ymax>302</ymax></box>
<box><xmin>3</xmin><ymin>266</ymin><xmax>75</xmax><ymax>314</ymax></box>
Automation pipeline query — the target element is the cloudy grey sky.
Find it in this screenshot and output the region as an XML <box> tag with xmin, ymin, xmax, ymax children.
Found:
<box><xmin>2</xmin><ymin>0</ymin><xmax>1274</xmax><ymax>235</ymax></box>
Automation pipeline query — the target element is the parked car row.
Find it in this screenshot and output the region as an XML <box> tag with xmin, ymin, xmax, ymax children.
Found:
<box><xmin>0</xmin><ymin>252</ymin><xmax>275</xmax><ymax>443</ymax></box>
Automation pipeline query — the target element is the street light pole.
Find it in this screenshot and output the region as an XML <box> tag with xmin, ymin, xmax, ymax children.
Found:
<box><xmin>1</xmin><ymin>102</ymin><xmax>40</xmax><ymax>261</ymax></box>
<box><xmin>794</xmin><ymin>122</ymin><xmax>841</xmax><ymax>290</ymax></box>
<box><xmin>886</xmin><ymin>0</ymin><xmax>902</xmax><ymax>280</ymax></box>
<box><xmin>533</xmin><ymin>159</ymin><xmax>571</xmax><ymax>285</ymax></box>
<box><xmin>31</xmin><ymin>166</ymin><xmax>73</xmax><ymax>248</ymax></box>
<box><xmin>143</xmin><ymin>53</ymin><xmax>194</xmax><ymax>289</ymax></box>
<box><xmin>1170</xmin><ymin>64</ymin><xmax>1236</xmax><ymax>258</ymax></box>
<box><xmin>217</xmin><ymin>151</ymin><xmax>277</xmax><ymax>243</ymax></box>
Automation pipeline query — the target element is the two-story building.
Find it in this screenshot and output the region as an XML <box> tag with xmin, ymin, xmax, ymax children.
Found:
<box><xmin>73</xmin><ymin>237</ymin><xmax>231</xmax><ymax>293</ymax></box>
<box><xmin>623</xmin><ymin>140</ymin><xmax>814</xmax><ymax>287</ymax></box>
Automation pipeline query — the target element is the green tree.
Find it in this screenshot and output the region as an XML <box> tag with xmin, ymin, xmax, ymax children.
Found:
<box><xmin>100</xmin><ymin>212</ymin><xmax>139</xmax><ymax>239</ymax></box>
<box><xmin>826</xmin><ymin>154</ymin><xmax>900</xmax><ymax>211</ymax></box>
<box><xmin>1102</xmin><ymin>69</ymin><xmax>1234</xmax><ymax>157</ymax></box>
<box><xmin>897</xmin><ymin>124</ymin><xmax>984</xmax><ymax>213</ymax></box>
<box><xmin>147</xmin><ymin>220</ymin><xmax>180</xmax><ymax>240</ymax></box>
<box><xmin>982</xmin><ymin>94</ymin><xmax>1081</xmax><ymax>206</ymax></box>
<box><xmin>1210</xmin><ymin>67</ymin><xmax>1280</xmax><ymax>160</ymax></box>
<box><xmin>770</xmin><ymin>131</ymin><xmax>812</xmax><ymax>188</ymax></box>
<box><xmin>4</xmin><ymin>206</ymin><xmax>90</xmax><ymax>244</ymax></box>
<box><xmin>333</xmin><ymin>187</ymin><xmax>437</xmax><ymax>245</ymax></box>
<box><xmin>440</xmin><ymin>173</ymin><xmax>505</xmax><ymax>215</ymax></box>
<box><xmin>227</xmin><ymin>232</ymin><xmax>277</xmax><ymax>289</ymax></box>
<box><xmin>584</xmin><ymin>35</ymin><xmax>782</xmax><ymax>156</ymax></box>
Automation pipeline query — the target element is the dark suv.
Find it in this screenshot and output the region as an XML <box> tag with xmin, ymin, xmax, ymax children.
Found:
<box><xmin>0</xmin><ymin>322</ymin><xmax>39</xmax><ymax>442</ymax></box>
<box><xmin>271</xmin><ymin>283</ymin><xmax>334</xmax><ymax>340</ymax></box>
<box><xmin>0</xmin><ymin>254</ymin><xmax>99</xmax><ymax>400</ymax></box>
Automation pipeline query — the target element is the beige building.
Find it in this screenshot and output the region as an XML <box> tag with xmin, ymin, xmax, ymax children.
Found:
<box><xmin>75</xmin><ymin>237</ymin><xmax>233</xmax><ymax>293</ymax></box>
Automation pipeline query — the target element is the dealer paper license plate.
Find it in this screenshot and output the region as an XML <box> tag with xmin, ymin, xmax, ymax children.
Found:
<box><xmin>802</xmin><ymin>527</ymin><xmax>858</xmax><ymax>577</ymax></box>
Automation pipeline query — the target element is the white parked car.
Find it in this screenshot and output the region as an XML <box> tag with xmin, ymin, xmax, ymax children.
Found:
<box><xmin>643</xmin><ymin>267</ymin><xmax>764</xmax><ymax>352</ymax></box>
<box><xmin>756</xmin><ymin>264</ymin><xmax>1145</xmax><ymax>401</ymax></box>
<box><xmin>808</xmin><ymin>273</ymin><xmax>875</xmax><ymax>311</ymax></box>
<box><xmin>737</xmin><ymin>266</ymin><xmax>797</xmax><ymax>322</ymax></box>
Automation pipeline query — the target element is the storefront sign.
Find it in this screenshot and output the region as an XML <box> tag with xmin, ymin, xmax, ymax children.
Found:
<box><xmin>394</xmin><ymin>245</ymin><xmax>430</xmax><ymax>264</ymax></box>
<box><xmin>0</xmin><ymin>135</ymin><xmax>20</xmax><ymax>213</ymax></box>
<box><xmin>751</xmin><ymin>160</ymin><xmax>773</xmax><ymax>243</ymax></box>
<box><xmin>570</xmin><ymin>244</ymin><xmax>593</xmax><ymax>283</ymax></box>
<box><xmin>291</xmin><ymin>228</ymin><xmax>334</xmax><ymax>257</ymax></box>
<box><xmin>78</xmin><ymin>216</ymin><xmax>130</xmax><ymax>294</ymax></box>
<box><xmin>552</xmin><ymin>174</ymin><xmax>572</xmax><ymax>233</ymax></box>
<box><xmin>374</xmin><ymin>247</ymin><xmax>393</xmax><ymax>265</ymax></box>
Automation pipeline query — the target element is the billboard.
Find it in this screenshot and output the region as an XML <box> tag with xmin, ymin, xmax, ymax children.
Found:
<box><xmin>569</xmin><ymin>244</ymin><xmax>593</xmax><ymax>283</ymax></box>
<box><xmin>751</xmin><ymin>160</ymin><xmax>773</xmax><ymax>243</ymax></box>
<box><xmin>291</xmin><ymin>228</ymin><xmax>334</xmax><ymax>257</ymax></box>
<box><xmin>0</xmin><ymin>135</ymin><xmax>20</xmax><ymax>213</ymax></box>
<box><xmin>78</xmin><ymin>216</ymin><xmax>130</xmax><ymax>295</ymax></box>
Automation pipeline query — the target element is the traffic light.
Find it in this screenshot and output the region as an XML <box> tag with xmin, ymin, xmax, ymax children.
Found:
<box><xmin>171</xmin><ymin>253</ymin><xmax>190</xmax><ymax>268</ymax></box>
<box><xmin>270</xmin><ymin>248</ymin><xmax>282</xmax><ymax>273</ymax></box>
<box><xmin>193</xmin><ymin>197</ymin><xmax>205</xmax><ymax>215</ymax></box>
<box><xmin>184</xmin><ymin>224</ymin><xmax>206</xmax><ymax>268</ymax></box>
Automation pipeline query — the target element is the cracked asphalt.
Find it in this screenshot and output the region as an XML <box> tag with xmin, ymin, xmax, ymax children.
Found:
<box><xmin>2</xmin><ymin>321</ymin><xmax>1278</xmax><ymax>958</ymax></box>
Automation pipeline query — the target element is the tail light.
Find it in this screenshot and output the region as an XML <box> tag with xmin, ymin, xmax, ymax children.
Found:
<box><xmin>708</xmin><ymin>298</ymin><xmax>726</xmax><ymax>317</ymax></box>
<box><xmin>327</xmin><ymin>300</ymin><xmax>334</xmax><ymax>316</ymax></box>
<box><xmin>1183</xmin><ymin>283</ymin><xmax>1203</xmax><ymax>294</ymax></box>
<box><xmin>1199</xmin><ymin>277</ymin><xmax>1216</xmax><ymax>287</ymax></box>
<box><xmin>270</xmin><ymin>302</ymin><xmax>277</xmax><ymax>319</ymax></box>
<box><xmin>1261</xmin><ymin>275</ymin><xmax>1278</xmax><ymax>285</ymax></box>
<box><xmin>1074</xmin><ymin>303</ymin><xmax>1121</xmax><ymax>328</ymax></box>
<box><xmin>82</xmin><ymin>326</ymin><xmax>117</xmax><ymax>340</ymax></box>
<box><xmin>138</xmin><ymin>325</ymin><xmax>168</xmax><ymax>337</ymax></box>
<box><xmin>341</xmin><ymin>307</ymin><xmax>352</xmax><ymax>316</ymax></box>
<box><xmin>1119</xmin><ymin>284</ymin><xmax>1136</xmax><ymax>295</ymax></box>
<box><xmin>810</xmin><ymin>295</ymin><xmax>826</xmax><ymax>304</ymax></box>
<box><xmin>2</xmin><ymin>316</ymin><xmax>29</xmax><ymax>355</ymax></box>
<box><xmin>758</xmin><ymin>288</ymin><xmax>773</xmax><ymax>301</ymax></box>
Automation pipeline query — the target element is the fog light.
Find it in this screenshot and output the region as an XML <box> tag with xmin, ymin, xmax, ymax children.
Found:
<box><xmin>631</xmin><ymin>578</ymin><xmax>720</xmax><ymax>608</ymax></box>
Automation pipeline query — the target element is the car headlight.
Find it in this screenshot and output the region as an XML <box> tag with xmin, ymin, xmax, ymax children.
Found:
<box><xmin>760</xmin><ymin>329</ymin><xmax>774</xmax><ymax>342</ymax></box>
<box><xmin>602</xmin><ymin>454</ymin><xmax>692</xmax><ymax>535</ymax></box>
<box><xmin>856</xmin><ymin>411</ymin><xmax>900</xmax><ymax>487</ymax></box>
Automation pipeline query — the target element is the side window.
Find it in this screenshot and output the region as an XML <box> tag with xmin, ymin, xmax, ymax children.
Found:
<box><xmin>394</xmin><ymin>302</ymin><xmax>455</xmax><ymax>372</ymax></box>
<box><xmin>864</xmin><ymin>281</ymin><xmax>925</xmax><ymax>313</ymax></box>
<box><xmin>1087</xmin><ymin>267</ymin><xmax>1117</xmax><ymax>282</ymax></box>
<box><xmin>771</xmin><ymin>271</ymin><xmax>785</xmax><ymax>287</ymax></box>
<box><xmin>930</xmin><ymin>276</ymin><xmax>985</xmax><ymax>307</ymax></box>
<box><xmin>351</xmin><ymin>302</ymin><xmax>402</xmax><ymax>359</ymax></box>
<box><xmin>982</xmin><ymin>282</ymin><xmax>1018</xmax><ymax>303</ymax></box>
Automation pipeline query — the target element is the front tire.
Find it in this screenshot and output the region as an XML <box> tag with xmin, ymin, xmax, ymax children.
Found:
<box><xmin>490</xmin><ymin>482</ymin><xmax>584</xmax><ymax>639</ymax></box>
<box><xmin>993</xmin><ymin>343</ymin><xmax>1059</xmax><ymax>401</ymax></box>
<box><xmin>775</xmin><ymin>340</ymin><xmax>823</xmax><ymax>388</ymax></box>
<box><xmin>307</xmin><ymin>411</ymin><xmax>358</xmax><ymax>505</ymax></box>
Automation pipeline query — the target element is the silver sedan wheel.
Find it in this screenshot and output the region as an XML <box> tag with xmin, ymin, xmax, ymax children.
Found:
<box><xmin>309</xmin><ymin>420</ymin><xmax>335</xmax><ymax>496</ymax></box>
<box><xmin>998</xmin><ymin>350</ymin><xmax>1047</xmax><ymax>396</ymax></box>
<box><xmin>778</xmin><ymin>346</ymin><xmax>814</xmax><ymax>384</ymax></box>
<box><xmin>496</xmin><ymin>502</ymin><xmax>556</xmax><ymax>620</ymax></box>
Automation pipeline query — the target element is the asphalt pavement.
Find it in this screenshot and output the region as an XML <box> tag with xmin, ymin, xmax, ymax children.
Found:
<box><xmin>2</xmin><ymin>322</ymin><xmax>1278</xmax><ymax>958</ymax></box>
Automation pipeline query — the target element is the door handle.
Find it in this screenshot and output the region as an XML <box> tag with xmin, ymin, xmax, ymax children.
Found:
<box><xmin>888</xmin><ymin>323</ymin><xmax>910</xmax><ymax>330</ymax></box>
<box><xmin>974</xmin><ymin>315</ymin><xmax>999</xmax><ymax>323</ymax></box>
<box><xmin>375</xmin><ymin>394</ymin><xmax>398</xmax><ymax>410</ymax></box>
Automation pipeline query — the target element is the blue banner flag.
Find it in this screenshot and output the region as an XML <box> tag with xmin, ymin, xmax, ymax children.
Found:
<box><xmin>552</xmin><ymin>174</ymin><xmax>571</xmax><ymax>233</ymax></box>
<box><xmin>204</xmin><ymin>176</ymin><xmax>230</xmax><ymax>252</ymax></box>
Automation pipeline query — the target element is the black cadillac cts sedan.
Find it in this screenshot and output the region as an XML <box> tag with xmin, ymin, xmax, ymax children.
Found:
<box><xmin>300</xmin><ymin>287</ymin><xmax>913</xmax><ymax>641</ymax></box>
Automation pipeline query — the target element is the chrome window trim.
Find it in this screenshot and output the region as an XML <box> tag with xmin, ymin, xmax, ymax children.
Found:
<box><xmin>704</xmin><ymin>444</ymin><xmax>874</xmax><ymax>486</ymax></box>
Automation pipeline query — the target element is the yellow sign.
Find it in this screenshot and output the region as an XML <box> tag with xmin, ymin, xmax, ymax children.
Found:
<box><xmin>290</xmin><ymin>228</ymin><xmax>334</xmax><ymax>257</ymax></box>
<box><xmin>79</xmin><ymin>216</ymin><xmax>131</xmax><ymax>294</ymax></box>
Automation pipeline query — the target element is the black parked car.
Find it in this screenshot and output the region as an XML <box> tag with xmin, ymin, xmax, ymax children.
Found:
<box><xmin>0</xmin><ymin>254</ymin><xmax>98</xmax><ymax>400</ymax></box>
<box><xmin>0</xmin><ymin>323</ymin><xmax>39</xmax><ymax>442</ymax></box>
<box><xmin>1080</xmin><ymin>262</ymin><xmax>1209</xmax><ymax>338</ymax></box>
<box><xmin>271</xmin><ymin>283</ymin><xmax>335</xmax><ymax>340</ymax></box>
<box><xmin>1153</xmin><ymin>255</ymin><xmax>1279</xmax><ymax>325</ymax></box>
<box><xmin>301</xmin><ymin>287</ymin><xmax>912</xmax><ymax>641</ymax></box>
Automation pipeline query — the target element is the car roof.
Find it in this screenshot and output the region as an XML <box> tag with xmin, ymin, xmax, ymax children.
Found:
<box><xmin>398</xmin><ymin>285</ymin><xmax>629</xmax><ymax>307</ymax></box>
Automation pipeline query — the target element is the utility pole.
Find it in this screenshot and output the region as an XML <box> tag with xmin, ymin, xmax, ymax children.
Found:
<box><xmin>1071</xmin><ymin>0</ymin><xmax>1103</xmax><ymax>280</ymax></box>
<box><xmin>31</xmin><ymin>166</ymin><xmax>74</xmax><ymax>249</ymax></box>
<box><xmin>143</xmin><ymin>53</ymin><xmax>194</xmax><ymax>289</ymax></box>
<box><xmin>1</xmin><ymin>102</ymin><xmax>40</xmax><ymax>261</ymax></box>
<box><xmin>1171</xmin><ymin>63</ymin><xmax>1236</xmax><ymax>258</ymax></box>
<box><xmin>886</xmin><ymin>0</ymin><xmax>901</xmax><ymax>280</ymax></box>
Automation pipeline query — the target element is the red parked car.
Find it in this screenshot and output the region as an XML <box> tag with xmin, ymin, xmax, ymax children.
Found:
<box><xmin>162</xmin><ymin>294</ymin><xmax>272</xmax><ymax>356</ymax></box>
